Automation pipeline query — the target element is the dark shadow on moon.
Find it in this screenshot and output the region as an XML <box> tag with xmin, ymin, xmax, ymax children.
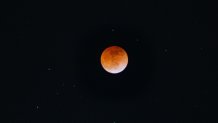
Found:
<box><xmin>75</xmin><ymin>24</ymin><xmax>154</xmax><ymax>100</ymax></box>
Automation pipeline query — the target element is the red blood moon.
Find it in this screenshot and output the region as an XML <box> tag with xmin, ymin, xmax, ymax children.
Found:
<box><xmin>100</xmin><ymin>46</ymin><xmax>128</xmax><ymax>74</ymax></box>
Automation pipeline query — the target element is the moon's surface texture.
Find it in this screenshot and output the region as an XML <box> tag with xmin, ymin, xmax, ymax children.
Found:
<box><xmin>100</xmin><ymin>46</ymin><xmax>128</xmax><ymax>74</ymax></box>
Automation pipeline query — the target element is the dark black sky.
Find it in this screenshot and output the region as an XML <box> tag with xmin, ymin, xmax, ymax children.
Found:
<box><xmin>4</xmin><ymin>0</ymin><xmax>217</xmax><ymax>122</ymax></box>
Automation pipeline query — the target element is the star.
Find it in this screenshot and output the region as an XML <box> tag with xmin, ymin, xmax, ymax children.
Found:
<box><xmin>56</xmin><ymin>92</ymin><xmax>60</xmax><ymax>96</ymax></box>
<box><xmin>36</xmin><ymin>105</ymin><xmax>39</xmax><ymax>110</ymax></box>
<box><xmin>164</xmin><ymin>49</ymin><xmax>168</xmax><ymax>53</ymax></box>
<box><xmin>61</xmin><ymin>82</ymin><xmax>65</xmax><ymax>87</ymax></box>
<box><xmin>136</xmin><ymin>38</ymin><xmax>140</xmax><ymax>42</ymax></box>
<box><xmin>48</xmin><ymin>67</ymin><xmax>52</xmax><ymax>71</ymax></box>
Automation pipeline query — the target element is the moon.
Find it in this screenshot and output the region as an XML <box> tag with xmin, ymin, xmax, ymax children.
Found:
<box><xmin>100</xmin><ymin>46</ymin><xmax>128</xmax><ymax>74</ymax></box>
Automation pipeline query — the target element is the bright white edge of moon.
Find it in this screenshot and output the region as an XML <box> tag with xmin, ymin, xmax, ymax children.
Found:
<box><xmin>104</xmin><ymin>62</ymin><xmax>128</xmax><ymax>74</ymax></box>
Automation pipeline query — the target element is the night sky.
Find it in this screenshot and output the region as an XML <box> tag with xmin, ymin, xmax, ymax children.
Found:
<box><xmin>4</xmin><ymin>0</ymin><xmax>218</xmax><ymax>122</ymax></box>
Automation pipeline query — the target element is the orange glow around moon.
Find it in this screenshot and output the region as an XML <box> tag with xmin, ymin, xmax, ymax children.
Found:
<box><xmin>100</xmin><ymin>46</ymin><xmax>128</xmax><ymax>74</ymax></box>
